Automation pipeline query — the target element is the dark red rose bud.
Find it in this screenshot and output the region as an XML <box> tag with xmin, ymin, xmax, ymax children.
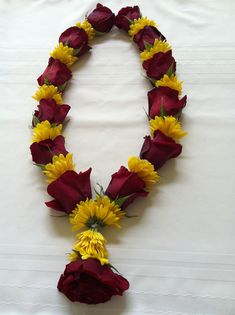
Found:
<box><xmin>46</xmin><ymin>169</ymin><xmax>92</xmax><ymax>214</ymax></box>
<box><xmin>87</xmin><ymin>3</ymin><xmax>115</xmax><ymax>33</ymax></box>
<box><xmin>115</xmin><ymin>6</ymin><xmax>141</xmax><ymax>32</ymax></box>
<box><xmin>30</xmin><ymin>135</ymin><xmax>68</xmax><ymax>165</ymax></box>
<box><xmin>133</xmin><ymin>26</ymin><xmax>166</xmax><ymax>51</ymax></box>
<box><xmin>143</xmin><ymin>50</ymin><xmax>176</xmax><ymax>80</ymax></box>
<box><xmin>58</xmin><ymin>258</ymin><xmax>129</xmax><ymax>304</ymax></box>
<box><xmin>148</xmin><ymin>86</ymin><xmax>187</xmax><ymax>118</ymax></box>
<box><xmin>37</xmin><ymin>57</ymin><xmax>72</xmax><ymax>86</ymax></box>
<box><xmin>105</xmin><ymin>166</ymin><xmax>148</xmax><ymax>209</ymax></box>
<box><xmin>59</xmin><ymin>26</ymin><xmax>91</xmax><ymax>57</ymax></box>
<box><xmin>33</xmin><ymin>99</ymin><xmax>70</xmax><ymax>125</ymax></box>
<box><xmin>140</xmin><ymin>131</ymin><xmax>182</xmax><ymax>169</ymax></box>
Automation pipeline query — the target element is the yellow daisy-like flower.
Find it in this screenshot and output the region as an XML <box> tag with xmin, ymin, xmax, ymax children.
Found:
<box><xmin>50</xmin><ymin>42</ymin><xmax>77</xmax><ymax>67</ymax></box>
<box><xmin>128</xmin><ymin>17</ymin><xmax>157</xmax><ymax>38</ymax></box>
<box><xmin>32</xmin><ymin>120</ymin><xmax>62</xmax><ymax>143</ymax></box>
<box><xmin>32</xmin><ymin>84</ymin><xmax>63</xmax><ymax>104</ymax></box>
<box><xmin>150</xmin><ymin>116</ymin><xmax>187</xmax><ymax>140</ymax></box>
<box><xmin>156</xmin><ymin>74</ymin><xmax>183</xmax><ymax>95</ymax></box>
<box><xmin>70</xmin><ymin>196</ymin><xmax>124</xmax><ymax>231</ymax></box>
<box><xmin>68</xmin><ymin>251</ymin><xmax>79</xmax><ymax>262</ymax></box>
<box><xmin>73</xmin><ymin>229</ymin><xmax>109</xmax><ymax>265</ymax></box>
<box><xmin>140</xmin><ymin>39</ymin><xmax>171</xmax><ymax>61</ymax></box>
<box><xmin>76</xmin><ymin>20</ymin><xmax>95</xmax><ymax>42</ymax></box>
<box><xmin>128</xmin><ymin>156</ymin><xmax>159</xmax><ymax>190</ymax></box>
<box><xmin>43</xmin><ymin>153</ymin><xmax>75</xmax><ymax>183</ymax></box>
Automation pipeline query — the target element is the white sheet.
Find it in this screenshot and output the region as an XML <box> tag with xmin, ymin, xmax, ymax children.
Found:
<box><xmin>0</xmin><ymin>0</ymin><xmax>235</xmax><ymax>314</ymax></box>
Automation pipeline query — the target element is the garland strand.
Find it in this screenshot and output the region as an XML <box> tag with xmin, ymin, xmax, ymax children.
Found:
<box><xmin>30</xmin><ymin>3</ymin><xmax>187</xmax><ymax>305</ymax></box>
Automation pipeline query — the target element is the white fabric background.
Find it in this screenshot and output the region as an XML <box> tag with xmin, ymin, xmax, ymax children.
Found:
<box><xmin>0</xmin><ymin>0</ymin><xmax>235</xmax><ymax>314</ymax></box>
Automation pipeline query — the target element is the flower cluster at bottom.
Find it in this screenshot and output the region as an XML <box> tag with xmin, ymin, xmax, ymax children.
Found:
<box><xmin>58</xmin><ymin>195</ymin><xmax>131</xmax><ymax>303</ymax></box>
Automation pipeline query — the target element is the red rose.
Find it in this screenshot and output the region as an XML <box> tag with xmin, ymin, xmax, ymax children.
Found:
<box><xmin>115</xmin><ymin>6</ymin><xmax>141</xmax><ymax>32</ymax></box>
<box><xmin>87</xmin><ymin>3</ymin><xmax>115</xmax><ymax>33</ymax></box>
<box><xmin>148</xmin><ymin>86</ymin><xmax>187</xmax><ymax>118</ymax></box>
<box><xmin>30</xmin><ymin>135</ymin><xmax>68</xmax><ymax>165</ymax></box>
<box><xmin>33</xmin><ymin>99</ymin><xmax>70</xmax><ymax>126</ymax></box>
<box><xmin>143</xmin><ymin>50</ymin><xmax>176</xmax><ymax>80</ymax></box>
<box><xmin>105</xmin><ymin>166</ymin><xmax>148</xmax><ymax>209</ymax></box>
<box><xmin>140</xmin><ymin>131</ymin><xmax>182</xmax><ymax>169</ymax></box>
<box><xmin>46</xmin><ymin>169</ymin><xmax>92</xmax><ymax>214</ymax></box>
<box><xmin>59</xmin><ymin>26</ymin><xmax>91</xmax><ymax>57</ymax></box>
<box><xmin>58</xmin><ymin>258</ymin><xmax>129</xmax><ymax>304</ymax></box>
<box><xmin>37</xmin><ymin>57</ymin><xmax>72</xmax><ymax>87</ymax></box>
<box><xmin>133</xmin><ymin>26</ymin><xmax>166</xmax><ymax>51</ymax></box>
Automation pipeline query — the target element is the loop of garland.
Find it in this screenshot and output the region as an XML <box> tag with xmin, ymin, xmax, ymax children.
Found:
<box><xmin>30</xmin><ymin>3</ymin><xmax>187</xmax><ymax>305</ymax></box>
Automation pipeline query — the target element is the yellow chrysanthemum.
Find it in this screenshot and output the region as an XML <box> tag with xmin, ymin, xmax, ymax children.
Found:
<box><xmin>32</xmin><ymin>120</ymin><xmax>62</xmax><ymax>143</ymax></box>
<box><xmin>128</xmin><ymin>156</ymin><xmax>159</xmax><ymax>190</ymax></box>
<box><xmin>32</xmin><ymin>84</ymin><xmax>63</xmax><ymax>104</ymax></box>
<box><xmin>68</xmin><ymin>251</ymin><xmax>79</xmax><ymax>262</ymax></box>
<box><xmin>50</xmin><ymin>42</ymin><xmax>77</xmax><ymax>67</ymax></box>
<box><xmin>156</xmin><ymin>74</ymin><xmax>183</xmax><ymax>95</ymax></box>
<box><xmin>43</xmin><ymin>153</ymin><xmax>75</xmax><ymax>183</ymax></box>
<box><xmin>128</xmin><ymin>17</ymin><xmax>157</xmax><ymax>38</ymax></box>
<box><xmin>150</xmin><ymin>116</ymin><xmax>187</xmax><ymax>140</ymax></box>
<box><xmin>76</xmin><ymin>20</ymin><xmax>95</xmax><ymax>42</ymax></box>
<box><xmin>70</xmin><ymin>196</ymin><xmax>124</xmax><ymax>231</ymax></box>
<box><xmin>73</xmin><ymin>229</ymin><xmax>109</xmax><ymax>265</ymax></box>
<box><xmin>140</xmin><ymin>39</ymin><xmax>171</xmax><ymax>61</ymax></box>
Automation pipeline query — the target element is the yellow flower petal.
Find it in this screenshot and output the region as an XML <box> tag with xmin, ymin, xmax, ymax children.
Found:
<box><xmin>140</xmin><ymin>39</ymin><xmax>171</xmax><ymax>61</ymax></box>
<box><xmin>73</xmin><ymin>230</ymin><xmax>109</xmax><ymax>265</ymax></box>
<box><xmin>32</xmin><ymin>120</ymin><xmax>62</xmax><ymax>143</ymax></box>
<box><xmin>76</xmin><ymin>20</ymin><xmax>95</xmax><ymax>42</ymax></box>
<box><xmin>128</xmin><ymin>17</ymin><xmax>157</xmax><ymax>38</ymax></box>
<box><xmin>50</xmin><ymin>43</ymin><xmax>77</xmax><ymax>67</ymax></box>
<box><xmin>43</xmin><ymin>153</ymin><xmax>75</xmax><ymax>183</ymax></box>
<box><xmin>32</xmin><ymin>84</ymin><xmax>63</xmax><ymax>104</ymax></box>
<box><xmin>70</xmin><ymin>196</ymin><xmax>124</xmax><ymax>232</ymax></box>
<box><xmin>156</xmin><ymin>74</ymin><xmax>183</xmax><ymax>95</ymax></box>
<box><xmin>128</xmin><ymin>156</ymin><xmax>159</xmax><ymax>190</ymax></box>
<box><xmin>150</xmin><ymin>116</ymin><xmax>187</xmax><ymax>140</ymax></box>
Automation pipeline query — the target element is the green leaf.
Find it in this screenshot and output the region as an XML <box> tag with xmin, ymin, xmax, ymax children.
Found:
<box><xmin>159</xmin><ymin>103</ymin><xmax>167</xmax><ymax>117</ymax></box>
<box><xmin>108</xmin><ymin>264</ymin><xmax>121</xmax><ymax>274</ymax></box>
<box><xmin>62</xmin><ymin>118</ymin><xmax>70</xmax><ymax>129</ymax></box>
<box><xmin>44</xmin><ymin>77</ymin><xmax>51</xmax><ymax>85</ymax></box>
<box><xmin>95</xmin><ymin>30</ymin><xmax>106</xmax><ymax>36</ymax></box>
<box><xmin>124</xmin><ymin>16</ymin><xmax>134</xmax><ymax>25</ymax></box>
<box><xmin>147</xmin><ymin>76</ymin><xmax>157</xmax><ymax>86</ymax></box>
<box><xmin>166</xmin><ymin>63</ymin><xmax>174</xmax><ymax>77</ymax></box>
<box><xmin>32</xmin><ymin>115</ymin><xmax>40</xmax><ymax>127</ymax></box>
<box><xmin>125</xmin><ymin>213</ymin><xmax>138</xmax><ymax>218</ymax></box>
<box><xmin>34</xmin><ymin>163</ymin><xmax>46</xmax><ymax>170</ymax></box>
<box><xmin>143</xmin><ymin>41</ymin><xmax>153</xmax><ymax>51</ymax></box>
<box><xmin>95</xmin><ymin>183</ymin><xmax>105</xmax><ymax>197</ymax></box>
<box><xmin>143</xmin><ymin>107</ymin><xmax>151</xmax><ymax>120</ymax></box>
<box><xmin>114</xmin><ymin>195</ymin><xmax>130</xmax><ymax>208</ymax></box>
<box><xmin>57</xmin><ymin>82</ymin><xmax>67</xmax><ymax>92</ymax></box>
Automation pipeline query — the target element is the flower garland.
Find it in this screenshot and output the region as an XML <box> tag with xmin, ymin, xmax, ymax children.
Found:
<box><xmin>30</xmin><ymin>3</ymin><xmax>187</xmax><ymax>305</ymax></box>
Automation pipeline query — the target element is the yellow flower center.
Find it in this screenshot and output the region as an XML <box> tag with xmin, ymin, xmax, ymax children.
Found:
<box><xmin>150</xmin><ymin>116</ymin><xmax>187</xmax><ymax>140</ymax></box>
<box><xmin>140</xmin><ymin>39</ymin><xmax>171</xmax><ymax>61</ymax></box>
<box><xmin>128</xmin><ymin>156</ymin><xmax>159</xmax><ymax>190</ymax></box>
<box><xmin>128</xmin><ymin>17</ymin><xmax>157</xmax><ymax>38</ymax></box>
<box><xmin>43</xmin><ymin>153</ymin><xmax>75</xmax><ymax>183</ymax></box>
<box><xmin>32</xmin><ymin>84</ymin><xmax>63</xmax><ymax>104</ymax></box>
<box><xmin>50</xmin><ymin>42</ymin><xmax>77</xmax><ymax>67</ymax></box>
<box><xmin>156</xmin><ymin>74</ymin><xmax>183</xmax><ymax>95</ymax></box>
<box><xmin>32</xmin><ymin>120</ymin><xmax>62</xmax><ymax>143</ymax></box>
<box><xmin>70</xmin><ymin>196</ymin><xmax>124</xmax><ymax>231</ymax></box>
<box><xmin>76</xmin><ymin>20</ymin><xmax>95</xmax><ymax>42</ymax></box>
<box><xmin>72</xmin><ymin>229</ymin><xmax>109</xmax><ymax>265</ymax></box>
